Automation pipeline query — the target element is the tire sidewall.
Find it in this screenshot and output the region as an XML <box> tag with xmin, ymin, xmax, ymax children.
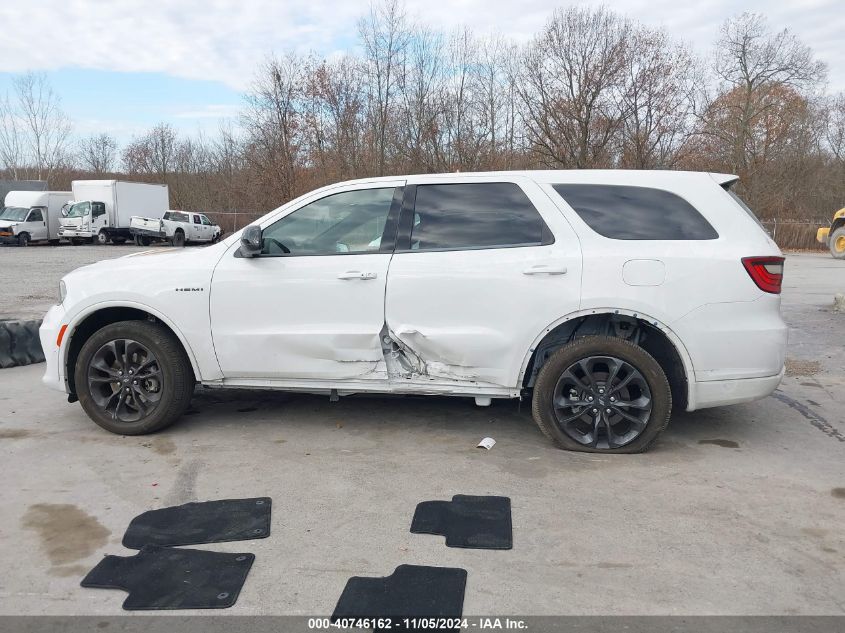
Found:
<box><xmin>74</xmin><ymin>322</ymin><xmax>190</xmax><ymax>435</ymax></box>
<box><xmin>97</xmin><ymin>231</ymin><xmax>108</xmax><ymax>245</ymax></box>
<box><xmin>532</xmin><ymin>335</ymin><xmax>672</xmax><ymax>453</ymax></box>
<box><xmin>830</xmin><ymin>227</ymin><xmax>845</xmax><ymax>259</ymax></box>
<box><xmin>18</xmin><ymin>233</ymin><xmax>29</xmax><ymax>247</ymax></box>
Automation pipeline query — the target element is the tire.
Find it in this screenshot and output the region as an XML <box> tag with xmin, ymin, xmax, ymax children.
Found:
<box><xmin>531</xmin><ymin>335</ymin><xmax>671</xmax><ymax>453</ymax></box>
<box><xmin>829</xmin><ymin>227</ymin><xmax>845</xmax><ymax>259</ymax></box>
<box><xmin>172</xmin><ymin>230</ymin><xmax>185</xmax><ymax>247</ymax></box>
<box><xmin>74</xmin><ymin>320</ymin><xmax>195</xmax><ymax>435</ymax></box>
<box><xmin>140</xmin><ymin>236</ymin><xmax>151</xmax><ymax>246</ymax></box>
<box><xmin>17</xmin><ymin>232</ymin><xmax>29</xmax><ymax>247</ymax></box>
<box><xmin>96</xmin><ymin>230</ymin><xmax>109</xmax><ymax>245</ymax></box>
<box><xmin>133</xmin><ymin>235</ymin><xmax>141</xmax><ymax>246</ymax></box>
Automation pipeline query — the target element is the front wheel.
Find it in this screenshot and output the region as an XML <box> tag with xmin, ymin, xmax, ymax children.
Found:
<box><xmin>531</xmin><ymin>335</ymin><xmax>671</xmax><ymax>453</ymax></box>
<box><xmin>74</xmin><ymin>321</ymin><xmax>195</xmax><ymax>435</ymax></box>
<box><xmin>17</xmin><ymin>232</ymin><xmax>30</xmax><ymax>247</ymax></box>
<box><xmin>96</xmin><ymin>230</ymin><xmax>109</xmax><ymax>245</ymax></box>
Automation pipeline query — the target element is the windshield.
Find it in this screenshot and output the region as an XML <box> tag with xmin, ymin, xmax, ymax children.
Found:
<box><xmin>0</xmin><ymin>206</ymin><xmax>29</xmax><ymax>222</ymax></box>
<box><xmin>66</xmin><ymin>201</ymin><xmax>91</xmax><ymax>218</ymax></box>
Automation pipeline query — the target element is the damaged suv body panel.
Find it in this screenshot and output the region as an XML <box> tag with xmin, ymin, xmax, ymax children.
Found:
<box><xmin>383</xmin><ymin>174</ymin><xmax>583</xmax><ymax>388</ymax></box>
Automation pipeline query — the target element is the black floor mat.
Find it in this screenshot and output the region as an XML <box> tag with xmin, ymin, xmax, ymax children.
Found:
<box><xmin>332</xmin><ymin>564</ymin><xmax>467</xmax><ymax>630</ymax></box>
<box><xmin>80</xmin><ymin>545</ymin><xmax>254</xmax><ymax>610</ymax></box>
<box><xmin>122</xmin><ymin>497</ymin><xmax>271</xmax><ymax>548</ymax></box>
<box><xmin>410</xmin><ymin>495</ymin><xmax>512</xmax><ymax>549</ymax></box>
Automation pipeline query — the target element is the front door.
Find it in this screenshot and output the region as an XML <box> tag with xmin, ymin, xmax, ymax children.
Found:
<box><xmin>384</xmin><ymin>176</ymin><xmax>582</xmax><ymax>389</ymax></box>
<box><xmin>26</xmin><ymin>208</ymin><xmax>48</xmax><ymax>241</ymax></box>
<box><xmin>210</xmin><ymin>182</ymin><xmax>403</xmax><ymax>381</ymax></box>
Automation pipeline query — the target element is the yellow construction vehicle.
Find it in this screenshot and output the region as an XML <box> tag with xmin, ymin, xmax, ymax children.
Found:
<box><xmin>817</xmin><ymin>208</ymin><xmax>845</xmax><ymax>259</ymax></box>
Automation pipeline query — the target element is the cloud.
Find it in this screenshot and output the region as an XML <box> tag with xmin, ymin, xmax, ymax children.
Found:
<box><xmin>1</xmin><ymin>0</ymin><xmax>842</xmax><ymax>91</ymax></box>
<box><xmin>173</xmin><ymin>104</ymin><xmax>241</xmax><ymax>119</ymax></box>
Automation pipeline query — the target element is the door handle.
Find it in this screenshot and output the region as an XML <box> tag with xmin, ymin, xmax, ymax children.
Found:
<box><xmin>523</xmin><ymin>265</ymin><xmax>567</xmax><ymax>275</ymax></box>
<box><xmin>337</xmin><ymin>271</ymin><xmax>378</xmax><ymax>280</ymax></box>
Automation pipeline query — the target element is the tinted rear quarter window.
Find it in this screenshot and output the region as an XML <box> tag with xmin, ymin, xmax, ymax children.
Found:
<box><xmin>553</xmin><ymin>184</ymin><xmax>718</xmax><ymax>240</ymax></box>
<box><xmin>408</xmin><ymin>182</ymin><xmax>550</xmax><ymax>250</ymax></box>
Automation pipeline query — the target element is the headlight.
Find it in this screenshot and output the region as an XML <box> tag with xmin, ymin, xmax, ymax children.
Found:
<box><xmin>59</xmin><ymin>280</ymin><xmax>67</xmax><ymax>304</ymax></box>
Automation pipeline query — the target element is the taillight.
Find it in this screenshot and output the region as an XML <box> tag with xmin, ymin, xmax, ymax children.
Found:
<box><xmin>742</xmin><ymin>256</ymin><xmax>785</xmax><ymax>294</ymax></box>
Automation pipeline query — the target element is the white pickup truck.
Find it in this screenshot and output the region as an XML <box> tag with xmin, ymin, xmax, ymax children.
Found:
<box><xmin>129</xmin><ymin>210</ymin><xmax>222</xmax><ymax>247</ymax></box>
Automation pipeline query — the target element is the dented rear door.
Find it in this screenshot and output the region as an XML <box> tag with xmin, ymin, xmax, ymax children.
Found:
<box><xmin>383</xmin><ymin>175</ymin><xmax>582</xmax><ymax>389</ymax></box>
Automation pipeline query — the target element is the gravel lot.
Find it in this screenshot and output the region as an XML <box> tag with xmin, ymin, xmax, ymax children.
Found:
<box><xmin>0</xmin><ymin>249</ymin><xmax>842</xmax><ymax>617</ymax></box>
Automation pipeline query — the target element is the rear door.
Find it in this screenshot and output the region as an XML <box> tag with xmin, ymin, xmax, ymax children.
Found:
<box><xmin>384</xmin><ymin>175</ymin><xmax>582</xmax><ymax>388</ymax></box>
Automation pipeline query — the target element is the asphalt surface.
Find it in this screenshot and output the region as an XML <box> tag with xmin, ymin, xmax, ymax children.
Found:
<box><xmin>0</xmin><ymin>251</ymin><xmax>842</xmax><ymax>616</ymax></box>
<box><xmin>0</xmin><ymin>242</ymin><xmax>152</xmax><ymax>321</ymax></box>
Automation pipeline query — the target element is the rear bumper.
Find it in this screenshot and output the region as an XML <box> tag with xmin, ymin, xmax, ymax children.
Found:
<box><xmin>690</xmin><ymin>368</ymin><xmax>784</xmax><ymax>410</ymax></box>
<box><xmin>130</xmin><ymin>227</ymin><xmax>165</xmax><ymax>239</ymax></box>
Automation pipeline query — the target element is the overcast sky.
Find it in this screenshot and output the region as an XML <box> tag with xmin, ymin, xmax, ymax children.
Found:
<box><xmin>0</xmin><ymin>0</ymin><xmax>842</xmax><ymax>141</ymax></box>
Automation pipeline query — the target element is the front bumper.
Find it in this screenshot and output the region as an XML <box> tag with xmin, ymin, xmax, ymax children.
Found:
<box><xmin>816</xmin><ymin>227</ymin><xmax>829</xmax><ymax>244</ymax></box>
<box><xmin>58</xmin><ymin>229</ymin><xmax>92</xmax><ymax>238</ymax></box>
<box><xmin>39</xmin><ymin>303</ymin><xmax>68</xmax><ymax>393</ymax></box>
<box><xmin>0</xmin><ymin>233</ymin><xmax>19</xmax><ymax>244</ymax></box>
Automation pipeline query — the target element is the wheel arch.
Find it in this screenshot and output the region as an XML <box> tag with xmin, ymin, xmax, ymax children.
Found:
<box><xmin>63</xmin><ymin>301</ymin><xmax>201</xmax><ymax>395</ymax></box>
<box><xmin>518</xmin><ymin>309</ymin><xmax>696</xmax><ymax>411</ymax></box>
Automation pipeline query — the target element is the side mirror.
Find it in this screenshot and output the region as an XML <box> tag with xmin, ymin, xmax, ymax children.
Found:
<box><xmin>239</xmin><ymin>225</ymin><xmax>263</xmax><ymax>257</ymax></box>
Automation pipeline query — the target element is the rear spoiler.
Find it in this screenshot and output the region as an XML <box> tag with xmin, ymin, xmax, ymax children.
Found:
<box><xmin>710</xmin><ymin>173</ymin><xmax>740</xmax><ymax>190</ymax></box>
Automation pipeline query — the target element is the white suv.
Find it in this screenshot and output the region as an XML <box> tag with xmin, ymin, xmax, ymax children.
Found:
<box><xmin>40</xmin><ymin>170</ymin><xmax>787</xmax><ymax>453</ymax></box>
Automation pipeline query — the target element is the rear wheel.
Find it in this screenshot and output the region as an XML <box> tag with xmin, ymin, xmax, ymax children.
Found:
<box><xmin>172</xmin><ymin>230</ymin><xmax>185</xmax><ymax>247</ymax></box>
<box><xmin>17</xmin><ymin>232</ymin><xmax>30</xmax><ymax>247</ymax></box>
<box><xmin>830</xmin><ymin>227</ymin><xmax>845</xmax><ymax>259</ymax></box>
<box><xmin>531</xmin><ymin>335</ymin><xmax>671</xmax><ymax>453</ymax></box>
<box><xmin>74</xmin><ymin>321</ymin><xmax>195</xmax><ymax>435</ymax></box>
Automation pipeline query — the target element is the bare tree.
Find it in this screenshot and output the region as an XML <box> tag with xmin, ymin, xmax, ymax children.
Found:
<box><xmin>705</xmin><ymin>12</ymin><xmax>827</xmax><ymax>175</ymax></box>
<box><xmin>517</xmin><ymin>6</ymin><xmax>631</xmax><ymax>167</ymax></box>
<box><xmin>0</xmin><ymin>73</ymin><xmax>72</xmax><ymax>181</ymax></box>
<box><xmin>77</xmin><ymin>133</ymin><xmax>118</xmax><ymax>174</ymax></box>
<box><xmin>242</xmin><ymin>53</ymin><xmax>306</xmax><ymax>203</ymax></box>
<box><xmin>358</xmin><ymin>0</ymin><xmax>410</xmax><ymax>175</ymax></box>
<box><xmin>0</xmin><ymin>94</ymin><xmax>23</xmax><ymax>178</ymax></box>
<box><xmin>825</xmin><ymin>93</ymin><xmax>845</xmax><ymax>163</ymax></box>
<box><xmin>619</xmin><ymin>27</ymin><xmax>698</xmax><ymax>168</ymax></box>
<box><xmin>122</xmin><ymin>123</ymin><xmax>179</xmax><ymax>179</ymax></box>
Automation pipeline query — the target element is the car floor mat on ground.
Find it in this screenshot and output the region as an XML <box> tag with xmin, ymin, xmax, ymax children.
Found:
<box><xmin>80</xmin><ymin>544</ymin><xmax>254</xmax><ymax>610</ymax></box>
<box><xmin>122</xmin><ymin>497</ymin><xmax>271</xmax><ymax>548</ymax></box>
<box><xmin>410</xmin><ymin>495</ymin><xmax>512</xmax><ymax>549</ymax></box>
<box><xmin>332</xmin><ymin>564</ymin><xmax>467</xmax><ymax>630</ymax></box>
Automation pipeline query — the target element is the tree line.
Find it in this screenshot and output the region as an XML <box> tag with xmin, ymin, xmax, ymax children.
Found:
<box><xmin>1</xmin><ymin>2</ymin><xmax>843</xmax><ymax>246</ymax></box>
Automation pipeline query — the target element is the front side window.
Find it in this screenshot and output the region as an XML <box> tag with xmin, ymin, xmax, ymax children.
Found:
<box><xmin>261</xmin><ymin>187</ymin><xmax>397</xmax><ymax>256</ymax></box>
<box><xmin>0</xmin><ymin>206</ymin><xmax>29</xmax><ymax>221</ymax></box>
<box><xmin>552</xmin><ymin>184</ymin><xmax>718</xmax><ymax>240</ymax></box>
<box><xmin>27</xmin><ymin>208</ymin><xmax>44</xmax><ymax>222</ymax></box>
<box><xmin>92</xmin><ymin>202</ymin><xmax>106</xmax><ymax>217</ymax></box>
<box><xmin>407</xmin><ymin>182</ymin><xmax>549</xmax><ymax>251</ymax></box>
<box><xmin>201</xmin><ymin>215</ymin><xmax>213</xmax><ymax>226</ymax></box>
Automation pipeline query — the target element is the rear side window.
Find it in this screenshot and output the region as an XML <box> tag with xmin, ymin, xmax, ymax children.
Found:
<box><xmin>552</xmin><ymin>184</ymin><xmax>718</xmax><ymax>240</ymax></box>
<box><xmin>408</xmin><ymin>182</ymin><xmax>550</xmax><ymax>250</ymax></box>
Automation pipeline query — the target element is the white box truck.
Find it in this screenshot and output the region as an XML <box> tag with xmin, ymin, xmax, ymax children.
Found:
<box><xmin>0</xmin><ymin>191</ymin><xmax>73</xmax><ymax>246</ymax></box>
<box><xmin>58</xmin><ymin>180</ymin><xmax>169</xmax><ymax>245</ymax></box>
